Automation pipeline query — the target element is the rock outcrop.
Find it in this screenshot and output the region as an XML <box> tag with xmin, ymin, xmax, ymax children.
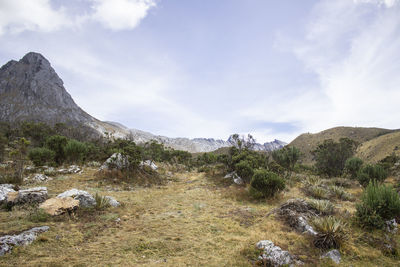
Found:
<box><xmin>0</xmin><ymin>226</ymin><xmax>50</xmax><ymax>256</ymax></box>
<box><xmin>0</xmin><ymin>184</ymin><xmax>15</xmax><ymax>204</ymax></box>
<box><xmin>100</xmin><ymin>153</ymin><xmax>129</xmax><ymax>171</ymax></box>
<box><xmin>39</xmin><ymin>197</ymin><xmax>79</xmax><ymax>216</ymax></box>
<box><xmin>6</xmin><ymin>187</ymin><xmax>48</xmax><ymax>205</ymax></box>
<box><xmin>256</xmin><ymin>240</ymin><xmax>300</xmax><ymax>266</ymax></box>
<box><xmin>57</xmin><ymin>189</ymin><xmax>96</xmax><ymax>207</ymax></box>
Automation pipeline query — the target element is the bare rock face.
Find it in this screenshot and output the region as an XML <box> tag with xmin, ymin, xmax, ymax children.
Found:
<box><xmin>104</xmin><ymin>196</ymin><xmax>120</xmax><ymax>207</ymax></box>
<box><xmin>321</xmin><ymin>249</ymin><xmax>341</xmax><ymax>264</ymax></box>
<box><xmin>39</xmin><ymin>197</ymin><xmax>79</xmax><ymax>216</ymax></box>
<box><xmin>0</xmin><ymin>226</ymin><xmax>50</xmax><ymax>256</ymax></box>
<box><xmin>100</xmin><ymin>153</ymin><xmax>129</xmax><ymax>171</ymax></box>
<box><xmin>57</xmin><ymin>189</ymin><xmax>96</xmax><ymax>207</ymax></box>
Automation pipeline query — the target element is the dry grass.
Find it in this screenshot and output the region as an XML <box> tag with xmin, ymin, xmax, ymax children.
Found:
<box><xmin>0</xmin><ymin>168</ymin><xmax>399</xmax><ymax>266</ymax></box>
<box><xmin>356</xmin><ymin>131</ymin><xmax>400</xmax><ymax>163</ymax></box>
<box><xmin>289</xmin><ymin>126</ymin><xmax>396</xmax><ymax>164</ymax></box>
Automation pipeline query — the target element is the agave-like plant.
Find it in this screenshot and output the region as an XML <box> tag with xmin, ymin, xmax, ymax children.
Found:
<box><xmin>329</xmin><ymin>185</ymin><xmax>351</xmax><ymax>201</ymax></box>
<box><xmin>312</xmin><ymin>216</ymin><xmax>346</xmax><ymax>249</ymax></box>
<box><xmin>302</xmin><ymin>176</ymin><xmax>322</xmax><ymax>187</ymax></box>
<box><xmin>307</xmin><ymin>186</ymin><xmax>329</xmax><ymax>199</ymax></box>
<box><xmin>94</xmin><ymin>193</ymin><xmax>110</xmax><ymax>210</ymax></box>
<box><xmin>308</xmin><ymin>199</ymin><xmax>334</xmax><ymax>215</ymax></box>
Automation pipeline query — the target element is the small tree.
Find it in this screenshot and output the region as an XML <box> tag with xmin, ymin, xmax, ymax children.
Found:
<box><xmin>234</xmin><ymin>160</ymin><xmax>254</xmax><ymax>183</ymax></box>
<box><xmin>45</xmin><ymin>135</ymin><xmax>68</xmax><ymax>165</ymax></box>
<box><xmin>229</xmin><ymin>133</ymin><xmax>256</xmax><ymax>152</ymax></box>
<box><xmin>313</xmin><ymin>138</ymin><xmax>358</xmax><ymax>177</ymax></box>
<box><xmin>9</xmin><ymin>138</ymin><xmax>30</xmax><ymax>184</ymax></box>
<box><xmin>250</xmin><ymin>170</ymin><xmax>285</xmax><ymax>198</ymax></box>
<box><xmin>345</xmin><ymin>157</ymin><xmax>363</xmax><ymax>179</ymax></box>
<box><xmin>272</xmin><ymin>146</ymin><xmax>301</xmax><ymax>178</ymax></box>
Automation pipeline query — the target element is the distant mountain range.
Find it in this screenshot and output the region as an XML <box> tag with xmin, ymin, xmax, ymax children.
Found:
<box><xmin>0</xmin><ymin>52</ymin><xmax>286</xmax><ymax>153</ymax></box>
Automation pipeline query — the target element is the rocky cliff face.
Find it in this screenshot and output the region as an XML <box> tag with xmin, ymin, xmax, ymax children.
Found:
<box><xmin>0</xmin><ymin>52</ymin><xmax>286</xmax><ymax>152</ymax></box>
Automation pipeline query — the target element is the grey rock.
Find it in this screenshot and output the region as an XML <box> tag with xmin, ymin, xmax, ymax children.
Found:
<box><xmin>224</xmin><ymin>172</ymin><xmax>244</xmax><ymax>185</ymax></box>
<box><xmin>277</xmin><ymin>199</ymin><xmax>318</xmax><ymax>236</ymax></box>
<box><xmin>8</xmin><ymin>187</ymin><xmax>48</xmax><ymax>205</ymax></box>
<box><xmin>0</xmin><ymin>226</ymin><xmax>50</xmax><ymax>256</ymax></box>
<box><xmin>0</xmin><ymin>184</ymin><xmax>15</xmax><ymax>204</ymax></box>
<box><xmin>139</xmin><ymin>160</ymin><xmax>158</xmax><ymax>170</ymax></box>
<box><xmin>385</xmin><ymin>219</ymin><xmax>398</xmax><ymax>234</ymax></box>
<box><xmin>321</xmin><ymin>249</ymin><xmax>341</xmax><ymax>264</ymax></box>
<box><xmin>58</xmin><ymin>165</ymin><xmax>81</xmax><ymax>175</ymax></box>
<box><xmin>31</xmin><ymin>173</ymin><xmax>51</xmax><ymax>183</ymax></box>
<box><xmin>256</xmin><ymin>240</ymin><xmax>298</xmax><ymax>266</ymax></box>
<box><xmin>57</xmin><ymin>189</ymin><xmax>96</xmax><ymax>207</ymax></box>
<box><xmin>100</xmin><ymin>153</ymin><xmax>129</xmax><ymax>171</ymax></box>
<box><xmin>104</xmin><ymin>196</ymin><xmax>121</xmax><ymax>207</ymax></box>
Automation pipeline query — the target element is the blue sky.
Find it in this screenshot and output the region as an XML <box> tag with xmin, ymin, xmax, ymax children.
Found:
<box><xmin>0</xmin><ymin>0</ymin><xmax>399</xmax><ymax>143</ymax></box>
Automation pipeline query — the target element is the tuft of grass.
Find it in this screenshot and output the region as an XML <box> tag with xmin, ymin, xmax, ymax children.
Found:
<box><xmin>94</xmin><ymin>193</ymin><xmax>111</xmax><ymax>210</ymax></box>
<box><xmin>312</xmin><ymin>216</ymin><xmax>346</xmax><ymax>249</ymax></box>
<box><xmin>306</xmin><ymin>186</ymin><xmax>329</xmax><ymax>199</ymax></box>
<box><xmin>28</xmin><ymin>208</ymin><xmax>51</xmax><ymax>222</ymax></box>
<box><xmin>308</xmin><ymin>199</ymin><xmax>334</xmax><ymax>215</ymax></box>
<box><xmin>302</xmin><ymin>176</ymin><xmax>322</xmax><ymax>187</ymax></box>
<box><xmin>329</xmin><ymin>185</ymin><xmax>352</xmax><ymax>201</ymax></box>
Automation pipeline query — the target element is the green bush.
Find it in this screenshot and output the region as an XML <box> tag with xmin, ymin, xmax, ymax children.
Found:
<box><xmin>345</xmin><ymin>157</ymin><xmax>363</xmax><ymax>179</ymax></box>
<box><xmin>64</xmin><ymin>139</ymin><xmax>88</xmax><ymax>163</ymax></box>
<box><xmin>234</xmin><ymin>160</ymin><xmax>254</xmax><ymax>183</ymax></box>
<box><xmin>272</xmin><ymin>146</ymin><xmax>301</xmax><ymax>178</ymax></box>
<box><xmin>45</xmin><ymin>135</ymin><xmax>68</xmax><ymax>165</ymax></box>
<box><xmin>28</xmin><ymin>147</ymin><xmax>55</xmax><ymax>166</ymax></box>
<box><xmin>357</xmin><ymin>164</ymin><xmax>388</xmax><ymax>187</ymax></box>
<box><xmin>356</xmin><ymin>181</ymin><xmax>400</xmax><ymax>228</ymax></box>
<box><xmin>250</xmin><ymin>170</ymin><xmax>285</xmax><ymax>198</ymax></box>
<box><xmin>0</xmin><ymin>134</ymin><xmax>7</xmax><ymax>162</ymax></box>
<box><xmin>313</xmin><ymin>138</ymin><xmax>358</xmax><ymax>177</ymax></box>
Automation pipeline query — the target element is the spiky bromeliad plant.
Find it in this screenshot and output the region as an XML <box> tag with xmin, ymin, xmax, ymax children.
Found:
<box><xmin>312</xmin><ymin>216</ymin><xmax>346</xmax><ymax>249</ymax></box>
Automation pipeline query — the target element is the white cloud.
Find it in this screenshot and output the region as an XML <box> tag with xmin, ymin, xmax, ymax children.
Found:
<box><xmin>354</xmin><ymin>0</ymin><xmax>400</xmax><ymax>8</ymax></box>
<box><xmin>0</xmin><ymin>0</ymin><xmax>156</xmax><ymax>35</ymax></box>
<box><xmin>90</xmin><ymin>0</ymin><xmax>156</xmax><ymax>30</ymax></box>
<box><xmin>283</xmin><ymin>0</ymin><xmax>400</xmax><ymax>137</ymax></box>
<box><xmin>0</xmin><ymin>0</ymin><xmax>70</xmax><ymax>34</ymax></box>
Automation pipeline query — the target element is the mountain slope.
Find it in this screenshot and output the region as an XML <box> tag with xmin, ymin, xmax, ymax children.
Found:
<box><xmin>289</xmin><ymin>126</ymin><xmax>396</xmax><ymax>164</ymax></box>
<box><xmin>0</xmin><ymin>52</ymin><xmax>285</xmax><ymax>153</ymax></box>
<box><xmin>356</xmin><ymin>131</ymin><xmax>400</xmax><ymax>163</ymax></box>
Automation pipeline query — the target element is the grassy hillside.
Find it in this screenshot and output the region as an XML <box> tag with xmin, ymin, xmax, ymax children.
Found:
<box><xmin>289</xmin><ymin>127</ymin><xmax>395</xmax><ymax>164</ymax></box>
<box><xmin>356</xmin><ymin>131</ymin><xmax>400</xmax><ymax>163</ymax></box>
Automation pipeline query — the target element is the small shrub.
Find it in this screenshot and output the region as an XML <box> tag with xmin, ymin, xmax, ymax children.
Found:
<box><xmin>64</xmin><ymin>139</ymin><xmax>88</xmax><ymax>164</ymax></box>
<box><xmin>345</xmin><ymin>157</ymin><xmax>363</xmax><ymax>179</ymax></box>
<box><xmin>308</xmin><ymin>199</ymin><xmax>334</xmax><ymax>215</ymax></box>
<box><xmin>28</xmin><ymin>147</ymin><xmax>55</xmax><ymax>166</ymax></box>
<box><xmin>45</xmin><ymin>135</ymin><xmax>68</xmax><ymax>165</ymax></box>
<box><xmin>357</xmin><ymin>164</ymin><xmax>388</xmax><ymax>187</ymax></box>
<box><xmin>302</xmin><ymin>176</ymin><xmax>322</xmax><ymax>187</ymax></box>
<box><xmin>356</xmin><ymin>181</ymin><xmax>400</xmax><ymax>229</ymax></box>
<box><xmin>312</xmin><ymin>216</ymin><xmax>346</xmax><ymax>249</ymax></box>
<box><xmin>249</xmin><ymin>170</ymin><xmax>285</xmax><ymax>198</ymax></box>
<box><xmin>234</xmin><ymin>160</ymin><xmax>254</xmax><ymax>184</ymax></box>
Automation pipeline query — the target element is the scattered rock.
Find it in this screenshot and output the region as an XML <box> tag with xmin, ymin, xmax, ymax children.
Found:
<box><xmin>7</xmin><ymin>187</ymin><xmax>48</xmax><ymax>205</ymax></box>
<box><xmin>277</xmin><ymin>199</ymin><xmax>318</xmax><ymax>236</ymax></box>
<box><xmin>256</xmin><ymin>240</ymin><xmax>299</xmax><ymax>266</ymax></box>
<box><xmin>224</xmin><ymin>171</ymin><xmax>244</xmax><ymax>185</ymax></box>
<box><xmin>58</xmin><ymin>165</ymin><xmax>81</xmax><ymax>175</ymax></box>
<box><xmin>0</xmin><ymin>184</ymin><xmax>15</xmax><ymax>204</ymax></box>
<box><xmin>57</xmin><ymin>189</ymin><xmax>96</xmax><ymax>207</ymax></box>
<box><xmin>24</xmin><ymin>165</ymin><xmax>35</xmax><ymax>172</ymax></box>
<box><xmin>321</xmin><ymin>249</ymin><xmax>341</xmax><ymax>264</ymax></box>
<box><xmin>87</xmin><ymin>161</ymin><xmax>101</xmax><ymax>167</ymax></box>
<box><xmin>39</xmin><ymin>197</ymin><xmax>79</xmax><ymax>216</ymax></box>
<box><xmin>385</xmin><ymin>219</ymin><xmax>398</xmax><ymax>234</ymax></box>
<box><xmin>0</xmin><ymin>226</ymin><xmax>50</xmax><ymax>256</ymax></box>
<box><xmin>31</xmin><ymin>173</ymin><xmax>52</xmax><ymax>183</ymax></box>
<box><xmin>100</xmin><ymin>153</ymin><xmax>129</xmax><ymax>171</ymax></box>
<box><xmin>43</xmin><ymin>166</ymin><xmax>56</xmax><ymax>176</ymax></box>
<box><xmin>104</xmin><ymin>196</ymin><xmax>120</xmax><ymax>207</ymax></box>
<box><xmin>139</xmin><ymin>160</ymin><xmax>158</xmax><ymax>170</ymax></box>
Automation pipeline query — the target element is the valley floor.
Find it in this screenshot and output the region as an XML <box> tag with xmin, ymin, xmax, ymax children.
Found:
<box><xmin>0</xmin><ymin>167</ymin><xmax>399</xmax><ymax>266</ymax></box>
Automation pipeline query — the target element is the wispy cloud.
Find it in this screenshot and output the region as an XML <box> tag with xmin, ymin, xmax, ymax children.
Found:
<box><xmin>0</xmin><ymin>0</ymin><xmax>156</xmax><ymax>35</ymax></box>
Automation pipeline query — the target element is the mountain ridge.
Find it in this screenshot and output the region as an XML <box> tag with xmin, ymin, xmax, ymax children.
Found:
<box><xmin>0</xmin><ymin>52</ymin><xmax>286</xmax><ymax>153</ymax></box>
